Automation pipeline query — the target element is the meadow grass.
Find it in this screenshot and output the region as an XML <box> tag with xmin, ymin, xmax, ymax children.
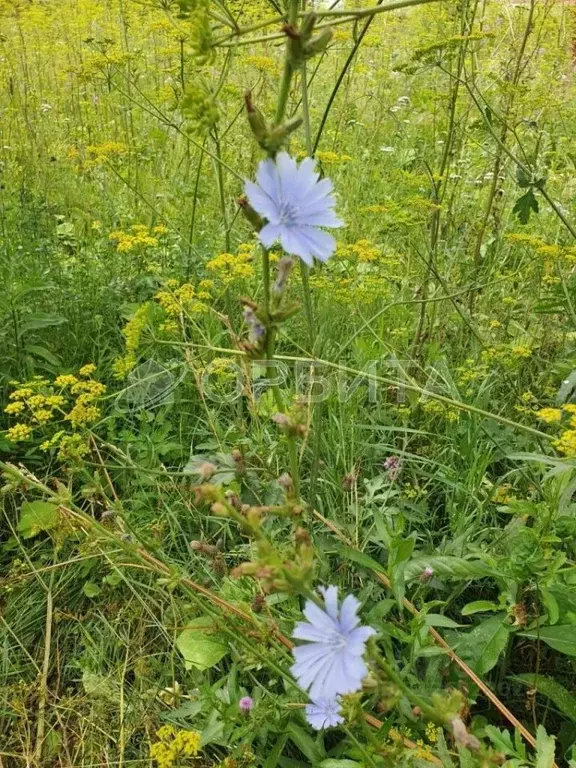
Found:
<box><xmin>1</xmin><ymin>0</ymin><xmax>576</xmax><ymax>766</ymax></box>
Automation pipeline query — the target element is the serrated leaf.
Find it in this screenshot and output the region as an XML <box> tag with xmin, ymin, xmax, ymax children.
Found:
<box><xmin>176</xmin><ymin>618</ymin><xmax>228</xmax><ymax>671</ymax></box>
<box><xmin>513</xmin><ymin>674</ymin><xmax>576</xmax><ymax>723</ymax></box>
<box><xmin>520</xmin><ymin>625</ymin><xmax>576</xmax><ymax>656</ymax></box>
<box><xmin>18</xmin><ymin>501</ymin><xmax>59</xmax><ymax>539</ymax></box>
<box><xmin>535</xmin><ymin>725</ymin><xmax>555</xmax><ymax>768</ymax></box>
<box><xmin>513</xmin><ymin>189</ymin><xmax>539</xmax><ymax>225</ymax></box>
<box><xmin>484</xmin><ymin>725</ymin><xmax>516</xmax><ymax>756</ymax></box>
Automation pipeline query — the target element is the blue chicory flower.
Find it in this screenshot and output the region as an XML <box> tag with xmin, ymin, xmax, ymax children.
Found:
<box><xmin>244</xmin><ymin>152</ymin><xmax>344</xmax><ymax>266</ymax></box>
<box><xmin>305</xmin><ymin>696</ymin><xmax>344</xmax><ymax>730</ymax></box>
<box><xmin>291</xmin><ymin>585</ymin><xmax>376</xmax><ymax>701</ymax></box>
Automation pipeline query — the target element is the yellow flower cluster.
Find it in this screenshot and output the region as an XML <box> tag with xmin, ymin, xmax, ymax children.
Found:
<box><xmin>337</xmin><ymin>239</ymin><xmax>380</xmax><ymax>262</ymax></box>
<box><xmin>109</xmin><ymin>224</ymin><xmax>162</xmax><ymax>253</ymax></box>
<box><xmin>422</xmin><ymin>399</ymin><xmax>459</xmax><ymax>422</ymax></box>
<box><xmin>536</xmin><ymin>404</ymin><xmax>576</xmax><ymax>457</ymax></box>
<box><xmin>537</xmin><ymin>408</ymin><xmax>562</xmax><ymax>424</ymax></box>
<box><xmin>112</xmin><ymin>303</ymin><xmax>152</xmax><ymax>379</ymax></box>
<box><xmin>480</xmin><ymin>343</ymin><xmax>534</xmax><ymax>367</ymax></box>
<box><xmin>206</xmin><ymin>244</ymin><xmax>255</xmax><ymax>284</ymax></box>
<box><xmin>7</xmin><ymin>423</ymin><xmax>33</xmax><ymax>442</ymax></box>
<box><xmin>506</xmin><ymin>232</ymin><xmax>576</xmax><ymax>263</ymax></box>
<box><xmin>41</xmin><ymin>431</ymin><xmax>90</xmax><ymax>461</ymax></box>
<box><xmin>310</xmin><ymin>272</ymin><xmax>390</xmax><ymax>306</ymax></box>
<box><xmin>296</xmin><ymin>150</ymin><xmax>352</xmax><ymax>165</ymax></box>
<box><xmin>155</xmin><ymin>279</ymin><xmax>211</xmax><ymax>318</ymax></box>
<box><xmin>242</xmin><ymin>55</ymin><xmax>278</xmax><ymax>75</ymax></box>
<box><xmin>84</xmin><ymin>141</ymin><xmax>127</xmax><ymax>169</ymax></box>
<box><xmin>5</xmin><ymin>369</ymin><xmax>105</xmax><ymax>455</ymax></box>
<box><xmin>149</xmin><ymin>725</ymin><xmax>201</xmax><ymax>768</ymax></box>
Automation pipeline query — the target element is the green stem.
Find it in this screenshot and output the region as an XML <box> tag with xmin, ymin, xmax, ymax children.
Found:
<box><xmin>374</xmin><ymin>653</ymin><xmax>445</xmax><ymax>726</ymax></box>
<box><xmin>299</xmin><ymin>61</ymin><xmax>316</xmax><ymax>350</ymax></box>
<box><xmin>261</xmin><ymin>247</ymin><xmax>302</xmax><ymax>498</ymax></box>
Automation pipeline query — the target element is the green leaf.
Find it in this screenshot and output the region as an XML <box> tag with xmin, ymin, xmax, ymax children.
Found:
<box><xmin>540</xmin><ymin>588</ymin><xmax>559</xmax><ymax>625</ymax></box>
<box><xmin>513</xmin><ymin>189</ymin><xmax>539</xmax><ymax>225</ymax></box>
<box><xmin>461</xmin><ymin>600</ymin><xmax>500</xmax><ymax>616</ymax></box>
<box><xmin>263</xmin><ymin>734</ymin><xmax>289</xmax><ymax>768</ymax></box>
<box><xmin>335</xmin><ymin>544</ymin><xmax>386</xmax><ymax>573</ymax></box>
<box><xmin>18</xmin><ymin>501</ymin><xmax>59</xmax><ymax>539</ymax></box>
<box><xmin>424</xmin><ymin>613</ymin><xmax>463</xmax><ymax>628</ymax></box>
<box><xmin>457</xmin><ymin>614</ymin><xmax>510</xmax><ymax>675</ymax></box>
<box><xmin>287</xmin><ymin>722</ymin><xmax>325</xmax><ymax>763</ymax></box>
<box><xmin>176</xmin><ymin>618</ymin><xmax>228</xmax><ymax>671</ymax></box>
<box><xmin>520</xmin><ymin>625</ymin><xmax>576</xmax><ymax>656</ymax></box>
<box><xmin>82</xmin><ymin>581</ymin><xmax>101</xmax><ymax>598</ymax></box>
<box><xmin>404</xmin><ymin>556</ymin><xmax>493</xmax><ymax>582</ymax></box>
<box><xmin>535</xmin><ymin>725</ymin><xmax>555</xmax><ymax>768</ymax></box>
<box><xmin>484</xmin><ymin>725</ymin><xmax>517</xmax><ymax>756</ymax></box>
<box><xmin>24</xmin><ymin>344</ymin><xmax>62</xmax><ymax>366</ymax></box>
<box><xmin>516</xmin><ymin>165</ymin><xmax>532</xmax><ymax>188</ymax></box>
<box><xmin>513</xmin><ymin>674</ymin><xmax>576</xmax><ymax>723</ymax></box>
<box><xmin>319</xmin><ymin>762</ymin><xmax>363</xmax><ymax>768</ymax></box>
<box><xmin>19</xmin><ymin>312</ymin><xmax>67</xmax><ymax>335</ymax></box>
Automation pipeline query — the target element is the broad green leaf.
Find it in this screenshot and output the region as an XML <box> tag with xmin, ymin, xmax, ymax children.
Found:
<box><xmin>335</xmin><ymin>544</ymin><xmax>386</xmax><ymax>573</ymax></box>
<box><xmin>424</xmin><ymin>613</ymin><xmax>462</xmax><ymax>628</ymax></box>
<box><xmin>461</xmin><ymin>600</ymin><xmax>499</xmax><ymax>616</ymax></box>
<box><xmin>405</xmin><ymin>556</ymin><xmax>494</xmax><ymax>582</ymax></box>
<box><xmin>176</xmin><ymin>618</ymin><xmax>228</xmax><ymax>671</ymax></box>
<box><xmin>457</xmin><ymin>614</ymin><xmax>510</xmax><ymax>675</ymax></box>
<box><xmin>535</xmin><ymin>725</ymin><xmax>555</xmax><ymax>768</ymax></box>
<box><xmin>82</xmin><ymin>581</ymin><xmax>101</xmax><ymax>598</ymax></box>
<box><xmin>513</xmin><ymin>674</ymin><xmax>576</xmax><ymax>722</ymax></box>
<box><xmin>540</xmin><ymin>589</ymin><xmax>560</xmax><ymax>625</ymax></box>
<box><xmin>24</xmin><ymin>344</ymin><xmax>62</xmax><ymax>366</ymax></box>
<box><xmin>520</xmin><ymin>626</ymin><xmax>576</xmax><ymax>656</ymax></box>
<box><xmin>319</xmin><ymin>762</ymin><xmax>363</xmax><ymax>768</ymax></box>
<box><xmin>19</xmin><ymin>312</ymin><xmax>67</xmax><ymax>334</ymax></box>
<box><xmin>18</xmin><ymin>501</ymin><xmax>59</xmax><ymax>539</ymax></box>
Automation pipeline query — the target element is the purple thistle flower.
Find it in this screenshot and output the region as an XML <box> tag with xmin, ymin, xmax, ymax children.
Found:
<box><xmin>305</xmin><ymin>697</ymin><xmax>344</xmax><ymax>730</ymax></box>
<box><xmin>239</xmin><ymin>696</ymin><xmax>253</xmax><ymax>712</ymax></box>
<box><xmin>245</xmin><ymin>152</ymin><xmax>344</xmax><ymax>267</ymax></box>
<box><xmin>291</xmin><ymin>586</ymin><xmax>376</xmax><ymax>701</ymax></box>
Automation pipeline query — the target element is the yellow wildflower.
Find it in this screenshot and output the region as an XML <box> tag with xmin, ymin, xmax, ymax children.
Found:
<box><xmin>65</xmin><ymin>403</ymin><xmax>101</xmax><ymax>428</ymax></box>
<box><xmin>54</xmin><ymin>374</ymin><xmax>79</xmax><ymax>389</ymax></box>
<box><xmin>537</xmin><ymin>408</ymin><xmax>562</xmax><ymax>424</ymax></box>
<box><xmin>4</xmin><ymin>401</ymin><xmax>25</xmax><ymax>415</ymax></box>
<box><xmin>113</xmin><ymin>353</ymin><xmax>137</xmax><ymax>379</ymax></box>
<box><xmin>34</xmin><ymin>409</ymin><xmax>54</xmax><ymax>424</ymax></box>
<box><xmin>555</xmin><ymin>430</ymin><xmax>576</xmax><ymax>457</ymax></box>
<box><xmin>9</xmin><ymin>388</ymin><xmax>34</xmax><ymax>400</ymax></box>
<box><xmin>7</xmin><ymin>424</ymin><xmax>32</xmax><ymax>442</ymax></box>
<box><xmin>511</xmin><ymin>345</ymin><xmax>532</xmax><ymax>358</ymax></box>
<box><xmin>79</xmin><ymin>363</ymin><xmax>97</xmax><ymax>377</ymax></box>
